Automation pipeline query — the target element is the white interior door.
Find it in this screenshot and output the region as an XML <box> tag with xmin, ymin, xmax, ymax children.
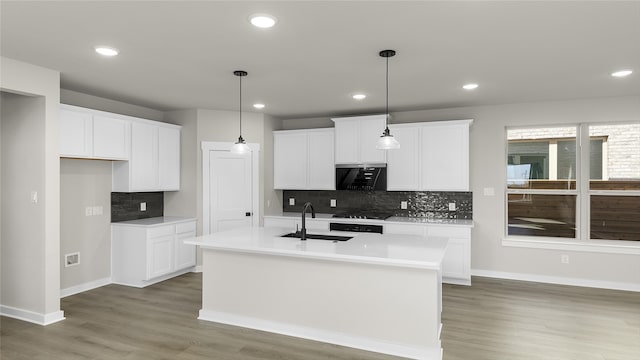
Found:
<box><xmin>209</xmin><ymin>150</ymin><xmax>253</xmax><ymax>233</ymax></box>
<box><xmin>202</xmin><ymin>142</ymin><xmax>260</xmax><ymax>235</ymax></box>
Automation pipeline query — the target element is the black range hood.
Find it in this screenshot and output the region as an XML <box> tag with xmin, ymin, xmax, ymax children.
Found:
<box><xmin>336</xmin><ymin>164</ymin><xmax>387</xmax><ymax>191</ymax></box>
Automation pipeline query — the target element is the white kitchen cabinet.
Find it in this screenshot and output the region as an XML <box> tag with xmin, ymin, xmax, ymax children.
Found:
<box><xmin>113</xmin><ymin>120</ymin><xmax>181</xmax><ymax>192</ymax></box>
<box><xmin>158</xmin><ymin>126</ymin><xmax>181</xmax><ymax>190</ymax></box>
<box><xmin>332</xmin><ymin>115</ymin><xmax>386</xmax><ymax>164</ymax></box>
<box><xmin>112</xmin><ymin>219</ymin><xmax>196</xmax><ymax>288</ymax></box>
<box><xmin>59</xmin><ymin>104</ymin><xmax>129</xmax><ymax>160</ymax></box>
<box><xmin>148</xmin><ymin>234</ymin><xmax>174</xmax><ymax>279</ymax></box>
<box><xmin>426</xmin><ymin>225</ymin><xmax>471</xmax><ymax>285</ymax></box>
<box><xmin>386</xmin><ymin>125</ymin><xmax>421</xmax><ymax>190</ymax></box>
<box><xmin>174</xmin><ymin>222</ymin><xmax>197</xmax><ymax>270</ymax></box>
<box><xmin>387</xmin><ymin>119</ymin><xmax>472</xmax><ymax>191</ymax></box>
<box><xmin>273</xmin><ymin>128</ymin><xmax>335</xmax><ymax>190</ymax></box>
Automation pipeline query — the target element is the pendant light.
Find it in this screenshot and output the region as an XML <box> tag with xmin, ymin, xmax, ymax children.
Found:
<box><xmin>230</xmin><ymin>70</ymin><xmax>251</xmax><ymax>154</ymax></box>
<box><xmin>376</xmin><ymin>49</ymin><xmax>400</xmax><ymax>150</ymax></box>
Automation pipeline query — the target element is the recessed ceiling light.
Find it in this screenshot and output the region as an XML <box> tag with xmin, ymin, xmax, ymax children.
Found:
<box><xmin>352</xmin><ymin>94</ymin><xmax>367</xmax><ymax>100</ymax></box>
<box><xmin>463</xmin><ymin>83</ymin><xmax>479</xmax><ymax>90</ymax></box>
<box><xmin>250</xmin><ymin>14</ymin><xmax>277</xmax><ymax>28</ymax></box>
<box><xmin>611</xmin><ymin>70</ymin><xmax>633</xmax><ymax>78</ymax></box>
<box><xmin>94</xmin><ymin>46</ymin><xmax>119</xmax><ymax>56</ymax></box>
<box><xmin>253</xmin><ymin>103</ymin><xmax>265</xmax><ymax>109</ymax></box>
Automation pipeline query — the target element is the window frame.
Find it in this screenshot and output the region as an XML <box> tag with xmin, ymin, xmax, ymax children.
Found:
<box><xmin>503</xmin><ymin>122</ymin><xmax>640</xmax><ymax>255</ymax></box>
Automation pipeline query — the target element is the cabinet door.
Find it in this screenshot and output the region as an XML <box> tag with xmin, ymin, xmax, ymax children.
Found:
<box><xmin>158</xmin><ymin>126</ymin><xmax>181</xmax><ymax>191</ymax></box>
<box><xmin>359</xmin><ymin>116</ymin><xmax>387</xmax><ymax>164</ymax></box>
<box><xmin>387</xmin><ymin>125</ymin><xmax>421</xmax><ymax>190</ymax></box>
<box><xmin>59</xmin><ymin>107</ymin><xmax>92</xmax><ymax>158</ymax></box>
<box><xmin>427</xmin><ymin>226</ymin><xmax>471</xmax><ymax>284</ymax></box>
<box><xmin>147</xmin><ymin>235</ymin><xmax>174</xmax><ymax>280</ymax></box>
<box><xmin>131</xmin><ymin>122</ymin><xmax>158</xmax><ymax>191</ymax></box>
<box><xmin>334</xmin><ymin>119</ymin><xmax>360</xmax><ymax>164</ymax></box>
<box><xmin>422</xmin><ymin>123</ymin><xmax>469</xmax><ymax>191</ymax></box>
<box><xmin>175</xmin><ymin>231</ymin><xmax>196</xmax><ymax>270</ymax></box>
<box><xmin>307</xmin><ymin>130</ymin><xmax>335</xmax><ymax>190</ymax></box>
<box><xmin>273</xmin><ymin>132</ymin><xmax>308</xmax><ymax>189</ymax></box>
<box><xmin>93</xmin><ymin>115</ymin><xmax>129</xmax><ymax>160</ymax></box>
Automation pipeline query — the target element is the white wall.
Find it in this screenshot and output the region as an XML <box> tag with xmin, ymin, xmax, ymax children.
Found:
<box><xmin>60</xmin><ymin>159</ymin><xmax>112</xmax><ymax>291</ymax></box>
<box><xmin>282</xmin><ymin>96</ymin><xmax>640</xmax><ymax>289</ymax></box>
<box><xmin>0</xmin><ymin>57</ymin><xmax>62</xmax><ymax>324</ymax></box>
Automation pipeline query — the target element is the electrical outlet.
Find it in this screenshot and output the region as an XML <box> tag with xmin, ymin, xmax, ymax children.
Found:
<box><xmin>267</xmin><ymin>200</ymin><xmax>271</xmax><ymax>208</ymax></box>
<box><xmin>289</xmin><ymin>198</ymin><xmax>295</xmax><ymax>206</ymax></box>
<box><xmin>561</xmin><ymin>254</ymin><xmax>570</xmax><ymax>264</ymax></box>
<box><xmin>30</xmin><ymin>190</ymin><xmax>38</xmax><ymax>204</ymax></box>
<box><xmin>401</xmin><ymin>201</ymin><xmax>408</xmax><ymax>210</ymax></box>
<box><xmin>140</xmin><ymin>202</ymin><xmax>147</xmax><ymax>211</ymax></box>
<box><xmin>85</xmin><ymin>206</ymin><xmax>93</xmax><ymax>216</ymax></box>
<box><xmin>449</xmin><ymin>202</ymin><xmax>456</xmax><ymax>211</ymax></box>
<box><xmin>330</xmin><ymin>199</ymin><xmax>337</xmax><ymax>207</ymax></box>
<box><xmin>65</xmin><ymin>252</ymin><xmax>80</xmax><ymax>267</ymax></box>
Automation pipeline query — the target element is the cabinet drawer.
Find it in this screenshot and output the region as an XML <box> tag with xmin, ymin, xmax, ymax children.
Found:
<box><xmin>427</xmin><ymin>226</ymin><xmax>470</xmax><ymax>239</ymax></box>
<box><xmin>148</xmin><ymin>225</ymin><xmax>175</xmax><ymax>238</ymax></box>
<box><xmin>176</xmin><ymin>221</ymin><xmax>196</xmax><ymax>234</ymax></box>
<box><xmin>384</xmin><ymin>224</ymin><xmax>426</xmax><ymax>236</ymax></box>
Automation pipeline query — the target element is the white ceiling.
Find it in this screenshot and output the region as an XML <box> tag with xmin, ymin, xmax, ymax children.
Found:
<box><xmin>1</xmin><ymin>1</ymin><xmax>639</xmax><ymax>119</ymax></box>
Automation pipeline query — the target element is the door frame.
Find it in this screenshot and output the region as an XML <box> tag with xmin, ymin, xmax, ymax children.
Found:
<box><xmin>201</xmin><ymin>141</ymin><xmax>261</xmax><ymax>235</ymax></box>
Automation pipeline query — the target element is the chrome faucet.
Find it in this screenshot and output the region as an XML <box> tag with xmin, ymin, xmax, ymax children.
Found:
<box><xmin>300</xmin><ymin>202</ymin><xmax>316</xmax><ymax>240</ymax></box>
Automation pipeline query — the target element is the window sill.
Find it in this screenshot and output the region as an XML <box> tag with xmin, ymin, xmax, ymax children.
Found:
<box><xmin>503</xmin><ymin>236</ymin><xmax>640</xmax><ymax>255</ymax></box>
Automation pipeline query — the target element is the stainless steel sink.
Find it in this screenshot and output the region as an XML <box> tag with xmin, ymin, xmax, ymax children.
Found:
<box><xmin>280</xmin><ymin>232</ymin><xmax>352</xmax><ymax>241</ymax></box>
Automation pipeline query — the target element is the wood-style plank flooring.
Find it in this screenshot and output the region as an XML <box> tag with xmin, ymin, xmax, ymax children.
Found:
<box><xmin>1</xmin><ymin>273</ymin><xmax>638</xmax><ymax>359</ymax></box>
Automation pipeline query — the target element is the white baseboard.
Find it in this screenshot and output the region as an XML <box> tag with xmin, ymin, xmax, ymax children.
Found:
<box><xmin>193</xmin><ymin>265</ymin><xmax>203</xmax><ymax>273</ymax></box>
<box><xmin>61</xmin><ymin>277</ymin><xmax>112</xmax><ymax>298</ymax></box>
<box><xmin>471</xmin><ymin>269</ymin><xmax>640</xmax><ymax>292</ymax></box>
<box><xmin>0</xmin><ymin>305</ymin><xmax>65</xmax><ymax>326</ymax></box>
<box><xmin>198</xmin><ymin>309</ymin><xmax>442</xmax><ymax>360</ymax></box>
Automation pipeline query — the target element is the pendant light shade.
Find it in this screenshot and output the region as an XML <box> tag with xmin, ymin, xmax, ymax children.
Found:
<box><xmin>231</xmin><ymin>70</ymin><xmax>251</xmax><ymax>155</ymax></box>
<box><xmin>376</xmin><ymin>49</ymin><xmax>400</xmax><ymax>150</ymax></box>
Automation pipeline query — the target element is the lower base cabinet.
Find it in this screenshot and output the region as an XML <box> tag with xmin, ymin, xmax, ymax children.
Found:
<box><xmin>112</xmin><ymin>220</ymin><xmax>196</xmax><ymax>287</ymax></box>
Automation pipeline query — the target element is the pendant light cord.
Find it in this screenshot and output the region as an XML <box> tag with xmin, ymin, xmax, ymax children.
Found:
<box><xmin>385</xmin><ymin>54</ymin><xmax>389</xmax><ymax>129</ymax></box>
<box><xmin>239</xmin><ymin>74</ymin><xmax>242</xmax><ymax>137</ymax></box>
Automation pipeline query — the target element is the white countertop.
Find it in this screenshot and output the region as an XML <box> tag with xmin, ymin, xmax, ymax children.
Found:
<box><xmin>264</xmin><ymin>212</ymin><xmax>474</xmax><ymax>227</ymax></box>
<box><xmin>111</xmin><ymin>216</ymin><xmax>196</xmax><ymax>227</ymax></box>
<box><xmin>186</xmin><ymin>226</ymin><xmax>447</xmax><ymax>270</ymax></box>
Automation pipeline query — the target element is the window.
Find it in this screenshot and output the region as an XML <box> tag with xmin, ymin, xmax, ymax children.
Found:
<box><xmin>506</xmin><ymin>123</ymin><xmax>640</xmax><ymax>242</ymax></box>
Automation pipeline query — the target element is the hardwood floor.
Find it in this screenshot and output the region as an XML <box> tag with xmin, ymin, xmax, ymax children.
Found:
<box><xmin>1</xmin><ymin>273</ymin><xmax>638</xmax><ymax>359</ymax></box>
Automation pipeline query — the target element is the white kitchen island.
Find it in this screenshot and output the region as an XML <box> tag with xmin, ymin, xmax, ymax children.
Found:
<box><xmin>187</xmin><ymin>226</ymin><xmax>447</xmax><ymax>360</ymax></box>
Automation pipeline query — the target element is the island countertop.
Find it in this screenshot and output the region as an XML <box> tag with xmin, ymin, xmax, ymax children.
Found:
<box><xmin>186</xmin><ymin>226</ymin><xmax>447</xmax><ymax>270</ymax></box>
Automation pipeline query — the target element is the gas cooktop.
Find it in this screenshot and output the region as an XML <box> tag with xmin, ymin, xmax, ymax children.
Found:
<box><xmin>331</xmin><ymin>212</ymin><xmax>393</xmax><ymax>220</ymax></box>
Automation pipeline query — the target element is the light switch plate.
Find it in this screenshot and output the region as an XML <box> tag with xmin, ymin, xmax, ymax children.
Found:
<box><xmin>401</xmin><ymin>201</ymin><xmax>408</xmax><ymax>210</ymax></box>
<box><xmin>289</xmin><ymin>198</ymin><xmax>295</xmax><ymax>206</ymax></box>
<box><xmin>85</xmin><ymin>206</ymin><xmax>93</xmax><ymax>216</ymax></box>
<box><xmin>449</xmin><ymin>202</ymin><xmax>456</xmax><ymax>211</ymax></box>
<box><xmin>140</xmin><ymin>202</ymin><xmax>147</xmax><ymax>211</ymax></box>
<box><xmin>484</xmin><ymin>187</ymin><xmax>495</xmax><ymax>196</ymax></box>
<box><xmin>330</xmin><ymin>199</ymin><xmax>337</xmax><ymax>207</ymax></box>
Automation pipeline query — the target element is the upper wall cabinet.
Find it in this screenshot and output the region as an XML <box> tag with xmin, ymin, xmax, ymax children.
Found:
<box><xmin>331</xmin><ymin>115</ymin><xmax>386</xmax><ymax>164</ymax></box>
<box><xmin>387</xmin><ymin>119</ymin><xmax>472</xmax><ymax>191</ymax></box>
<box><xmin>113</xmin><ymin>120</ymin><xmax>181</xmax><ymax>192</ymax></box>
<box><xmin>59</xmin><ymin>104</ymin><xmax>130</xmax><ymax>160</ymax></box>
<box><xmin>273</xmin><ymin>128</ymin><xmax>335</xmax><ymax>190</ymax></box>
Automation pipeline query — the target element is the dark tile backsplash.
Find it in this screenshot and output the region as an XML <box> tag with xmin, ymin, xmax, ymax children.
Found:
<box><xmin>282</xmin><ymin>190</ymin><xmax>472</xmax><ymax>219</ymax></box>
<box><xmin>111</xmin><ymin>192</ymin><xmax>164</xmax><ymax>222</ymax></box>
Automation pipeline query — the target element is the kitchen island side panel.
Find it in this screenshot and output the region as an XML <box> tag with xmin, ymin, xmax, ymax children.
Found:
<box><xmin>199</xmin><ymin>249</ymin><xmax>442</xmax><ymax>360</ymax></box>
